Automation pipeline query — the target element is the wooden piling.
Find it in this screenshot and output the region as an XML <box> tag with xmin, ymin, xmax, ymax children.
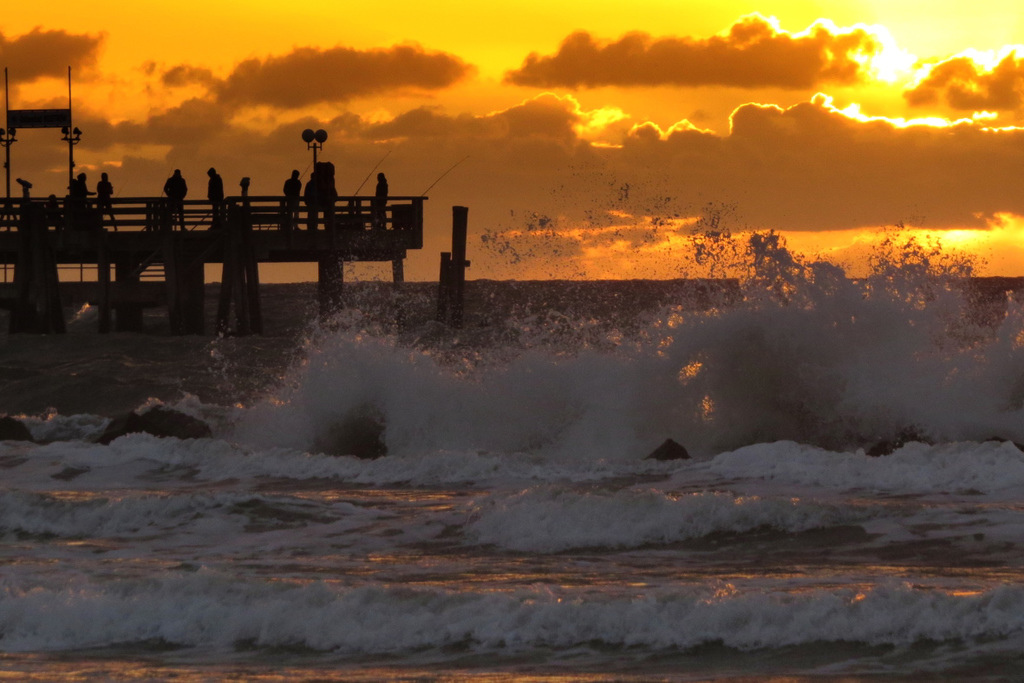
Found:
<box><xmin>97</xmin><ymin>231</ymin><xmax>111</xmax><ymax>333</ymax></box>
<box><xmin>216</xmin><ymin>203</ymin><xmax>262</xmax><ymax>335</ymax></box>
<box><xmin>114</xmin><ymin>255</ymin><xmax>144</xmax><ymax>332</ymax></box>
<box><xmin>9</xmin><ymin>205</ymin><xmax>65</xmax><ymax>333</ymax></box>
<box><xmin>317</xmin><ymin>252</ymin><xmax>344</xmax><ymax>319</ymax></box>
<box><xmin>436</xmin><ymin>252</ymin><xmax>451</xmax><ymax>323</ymax></box>
<box><xmin>450</xmin><ymin>206</ymin><xmax>468</xmax><ymax>328</ymax></box>
<box><xmin>435</xmin><ymin>206</ymin><xmax>469</xmax><ymax>327</ymax></box>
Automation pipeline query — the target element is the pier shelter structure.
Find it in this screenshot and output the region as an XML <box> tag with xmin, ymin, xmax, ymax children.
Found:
<box><xmin>0</xmin><ymin>194</ymin><xmax>425</xmax><ymax>334</ymax></box>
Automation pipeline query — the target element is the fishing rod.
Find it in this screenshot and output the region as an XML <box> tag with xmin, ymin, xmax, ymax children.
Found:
<box><xmin>353</xmin><ymin>149</ymin><xmax>391</xmax><ymax>195</ymax></box>
<box><xmin>421</xmin><ymin>155</ymin><xmax>469</xmax><ymax>196</ymax></box>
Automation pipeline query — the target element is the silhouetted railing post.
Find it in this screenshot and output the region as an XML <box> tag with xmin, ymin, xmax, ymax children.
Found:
<box><xmin>435</xmin><ymin>206</ymin><xmax>469</xmax><ymax>327</ymax></box>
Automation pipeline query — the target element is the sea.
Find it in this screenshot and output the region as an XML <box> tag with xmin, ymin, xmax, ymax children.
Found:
<box><xmin>4</xmin><ymin>242</ymin><xmax>1024</xmax><ymax>681</ymax></box>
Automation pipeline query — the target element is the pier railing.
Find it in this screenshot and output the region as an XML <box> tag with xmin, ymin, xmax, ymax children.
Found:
<box><xmin>0</xmin><ymin>194</ymin><xmax>425</xmax><ymax>236</ymax></box>
<box><xmin>0</xmin><ymin>194</ymin><xmax>427</xmax><ymax>334</ymax></box>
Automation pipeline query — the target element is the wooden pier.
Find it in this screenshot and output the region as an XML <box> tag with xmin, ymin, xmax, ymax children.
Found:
<box><xmin>0</xmin><ymin>194</ymin><xmax>425</xmax><ymax>334</ymax></box>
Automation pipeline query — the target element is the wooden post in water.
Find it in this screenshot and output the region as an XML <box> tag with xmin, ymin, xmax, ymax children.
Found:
<box><xmin>435</xmin><ymin>206</ymin><xmax>469</xmax><ymax>327</ymax></box>
<box><xmin>164</xmin><ymin>232</ymin><xmax>184</xmax><ymax>334</ymax></box>
<box><xmin>184</xmin><ymin>249</ymin><xmax>206</xmax><ymax>334</ymax></box>
<box><xmin>317</xmin><ymin>252</ymin><xmax>344</xmax><ymax>319</ymax></box>
<box><xmin>436</xmin><ymin>252</ymin><xmax>451</xmax><ymax>323</ymax></box>
<box><xmin>97</xmin><ymin>230</ymin><xmax>111</xmax><ymax>333</ymax></box>
<box><xmin>114</xmin><ymin>255</ymin><xmax>144</xmax><ymax>332</ymax></box>
<box><xmin>216</xmin><ymin>202</ymin><xmax>261</xmax><ymax>335</ymax></box>
<box><xmin>9</xmin><ymin>204</ymin><xmax>65</xmax><ymax>333</ymax></box>
<box><xmin>450</xmin><ymin>206</ymin><xmax>468</xmax><ymax>327</ymax></box>
<box><xmin>164</xmin><ymin>232</ymin><xmax>207</xmax><ymax>335</ymax></box>
<box><xmin>240</xmin><ymin>195</ymin><xmax>263</xmax><ymax>335</ymax></box>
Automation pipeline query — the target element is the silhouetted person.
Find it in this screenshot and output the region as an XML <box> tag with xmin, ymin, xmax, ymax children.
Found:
<box><xmin>207</xmin><ymin>167</ymin><xmax>224</xmax><ymax>229</ymax></box>
<box><xmin>283</xmin><ymin>169</ymin><xmax>301</xmax><ymax>231</ymax></box>
<box><xmin>372</xmin><ymin>172</ymin><xmax>388</xmax><ymax>228</ymax></box>
<box><xmin>68</xmin><ymin>173</ymin><xmax>95</xmax><ymax>230</ymax></box>
<box><xmin>96</xmin><ymin>172</ymin><xmax>116</xmax><ymax>230</ymax></box>
<box><xmin>304</xmin><ymin>172</ymin><xmax>317</xmax><ymax>230</ymax></box>
<box><xmin>315</xmin><ymin>161</ymin><xmax>338</xmax><ymax>232</ymax></box>
<box><xmin>69</xmin><ymin>172</ymin><xmax>91</xmax><ymax>201</ymax></box>
<box><xmin>163</xmin><ymin>169</ymin><xmax>188</xmax><ymax>231</ymax></box>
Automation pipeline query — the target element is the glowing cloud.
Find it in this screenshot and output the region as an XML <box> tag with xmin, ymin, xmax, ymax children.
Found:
<box><xmin>504</xmin><ymin>14</ymin><xmax>885</xmax><ymax>89</ymax></box>
<box><xmin>0</xmin><ymin>27</ymin><xmax>103</xmax><ymax>81</ymax></box>
<box><xmin>163</xmin><ymin>44</ymin><xmax>474</xmax><ymax>109</ymax></box>
<box><xmin>904</xmin><ymin>48</ymin><xmax>1024</xmax><ymax>112</ymax></box>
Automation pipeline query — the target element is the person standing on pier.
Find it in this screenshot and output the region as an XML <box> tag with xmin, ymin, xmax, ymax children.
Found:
<box><xmin>68</xmin><ymin>173</ymin><xmax>94</xmax><ymax>230</ymax></box>
<box><xmin>283</xmin><ymin>169</ymin><xmax>301</xmax><ymax>231</ymax></box>
<box><xmin>304</xmin><ymin>171</ymin><xmax>318</xmax><ymax>230</ymax></box>
<box><xmin>372</xmin><ymin>172</ymin><xmax>388</xmax><ymax>228</ymax></box>
<box><xmin>69</xmin><ymin>173</ymin><xmax>92</xmax><ymax>201</ymax></box>
<box><xmin>315</xmin><ymin>161</ymin><xmax>338</xmax><ymax>232</ymax></box>
<box><xmin>96</xmin><ymin>172</ymin><xmax>116</xmax><ymax>230</ymax></box>
<box><xmin>207</xmin><ymin>167</ymin><xmax>225</xmax><ymax>229</ymax></box>
<box><xmin>163</xmin><ymin>169</ymin><xmax>188</xmax><ymax>231</ymax></box>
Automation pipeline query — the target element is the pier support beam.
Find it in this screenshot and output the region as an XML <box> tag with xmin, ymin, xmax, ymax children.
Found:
<box><xmin>317</xmin><ymin>252</ymin><xmax>344</xmax><ymax>319</ymax></box>
<box><xmin>114</xmin><ymin>256</ymin><xmax>144</xmax><ymax>332</ymax></box>
<box><xmin>216</xmin><ymin>203</ymin><xmax>263</xmax><ymax>335</ymax></box>
<box><xmin>165</xmin><ymin>234</ymin><xmax>207</xmax><ymax>335</ymax></box>
<box><xmin>9</xmin><ymin>205</ymin><xmax>65</xmax><ymax>334</ymax></box>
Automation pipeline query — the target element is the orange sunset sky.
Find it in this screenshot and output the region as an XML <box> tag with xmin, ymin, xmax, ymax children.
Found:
<box><xmin>4</xmin><ymin>1</ymin><xmax>1024</xmax><ymax>280</ymax></box>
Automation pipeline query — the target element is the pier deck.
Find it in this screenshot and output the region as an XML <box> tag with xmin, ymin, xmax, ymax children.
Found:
<box><xmin>0</xmin><ymin>194</ymin><xmax>426</xmax><ymax>335</ymax></box>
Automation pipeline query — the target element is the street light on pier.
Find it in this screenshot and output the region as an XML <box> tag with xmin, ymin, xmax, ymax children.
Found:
<box><xmin>302</xmin><ymin>128</ymin><xmax>327</xmax><ymax>208</ymax></box>
<box><xmin>61</xmin><ymin>126</ymin><xmax>82</xmax><ymax>191</ymax></box>
<box><xmin>302</xmin><ymin>128</ymin><xmax>327</xmax><ymax>167</ymax></box>
<box><xmin>0</xmin><ymin>127</ymin><xmax>15</xmax><ymax>202</ymax></box>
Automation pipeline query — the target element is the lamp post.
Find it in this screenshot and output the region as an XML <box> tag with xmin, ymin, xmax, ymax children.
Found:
<box><xmin>0</xmin><ymin>127</ymin><xmax>15</xmax><ymax>203</ymax></box>
<box><xmin>302</xmin><ymin>127</ymin><xmax>327</xmax><ymax>165</ymax></box>
<box><xmin>61</xmin><ymin>126</ymin><xmax>81</xmax><ymax>191</ymax></box>
<box><xmin>302</xmin><ymin>128</ymin><xmax>327</xmax><ymax>224</ymax></box>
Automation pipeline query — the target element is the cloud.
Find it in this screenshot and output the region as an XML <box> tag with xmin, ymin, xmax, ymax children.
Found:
<box><xmin>504</xmin><ymin>14</ymin><xmax>882</xmax><ymax>89</ymax></box>
<box><xmin>110</xmin><ymin>98</ymin><xmax>228</xmax><ymax>147</ymax></box>
<box><xmin>626</xmin><ymin>94</ymin><xmax>1024</xmax><ymax>232</ymax></box>
<box><xmin>162</xmin><ymin>65</ymin><xmax>217</xmax><ymax>88</ymax></box>
<box><xmin>0</xmin><ymin>27</ymin><xmax>104</xmax><ymax>82</ymax></box>
<box><xmin>17</xmin><ymin>87</ymin><xmax>1024</xmax><ymax>279</ymax></box>
<box><xmin>904</xmin><ymin>50</ymin><xmax>1024</xmax><ymax>112</ymax></box>
<box><xmin>359</xmin><ymin>93</ymin><xmax>586</xmax><ymax>149</ymax></box>
<box><xmin>197</xmin><ymin>44</ymin><xmax>473</xmax><ymax>108</ymax></box>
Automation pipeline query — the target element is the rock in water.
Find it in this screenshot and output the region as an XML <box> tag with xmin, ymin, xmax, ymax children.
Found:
<box><xmin>313</xmin><ymin>405</ymin><xmax>387</xmax><ymax>459</ymax></box>
<box><xmin>865</xmin><ymin>426</ymin><xmax>932</xmax><ymax>457</ymax></box>
<box><xmin>97</xmin><ymin>406</ymin><xmax>213</xmax><ymax>444</ymax></box>
<box><xmin>646</xmin><ymin>438</ymin><xmax>690</xmax><ymax>461</ymax></box>
<box><xmin>0</xmin><ymin>416</ymin><xmax>33</xmax><ymax>442</ymax></box>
